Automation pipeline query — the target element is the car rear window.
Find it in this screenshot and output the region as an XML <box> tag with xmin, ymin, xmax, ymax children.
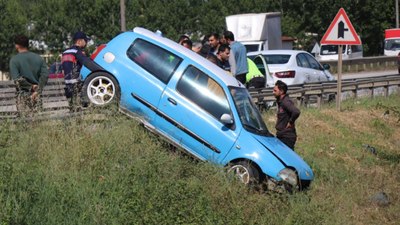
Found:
<box><xmin>127</xmin><ymin>39</ymin><xmax>182</xmax><ymax>84</ymax></box>
<box><xmin>262</xmin><ymin>54</ymin><xmax>291</xmax><ymax>64</ymax></box>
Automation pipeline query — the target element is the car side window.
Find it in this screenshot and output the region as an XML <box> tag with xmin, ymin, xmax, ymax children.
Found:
<box><xmin>304</xmin><ymin>53</ymin><xmax>323</xmax><ymax>70</ymax></box>
<box><xmin>253</xmin><ymin>56</ymin><xmax>266</xmax><ymax>75</ymax></box>
<box><xmin>176</xmin><ymin>66</ymin><xmax>231</xmax><ymax>120</ymax></box>
<box><xmin>296</xmin><ymin>53</ymin><xmax>310</xmax><ymax>68</ymax></box>
<box><xmin>127</xmin><ymin>39</ymin><xmax>182</xmax><ymax>84</ymax></box>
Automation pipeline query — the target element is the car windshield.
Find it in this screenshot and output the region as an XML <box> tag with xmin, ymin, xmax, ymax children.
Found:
<box><xmin>261</xmin><ymin>54</ymin><xmax>291</xmax><ymax>64</ymax></box>
<box><xmin>384</xmin><ymin>39</ymin><xmax>400</xmax><ymax>50</ymax></box>
<box><xmin>230</xmin><ymin>87</ymin><xmax>272</xmax><ymax>136</ymax></box>
<box><xmin>320</xmin><ymin>45</ymin><xmax>346</xmax><ymax>55</ymax></box>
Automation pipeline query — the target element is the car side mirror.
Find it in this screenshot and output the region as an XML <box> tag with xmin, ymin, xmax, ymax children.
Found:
<box><xmin>322</xmin><ymin>64</ymin><xmax>330</xmax><ymax>70</ymax></box>
<box><xmin>220</xmin><ymin>113</ymin><xmax>233</xmax><ymax>125</ymax></box>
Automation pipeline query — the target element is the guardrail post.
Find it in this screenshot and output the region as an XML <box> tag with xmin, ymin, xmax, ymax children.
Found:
<box><xmin>369</xmin><ymin>87</ymin><xmax>374</xmax><ymax>98</ymax></box>
<box><xmin>316</xmin><ymin>94</ymin><xmax>322</xmax><ymax>109</ymax></box>
<box><xmin>302</xmin><ymin>95</ymin><xmax>309</xmax><ymax>107</ymax></box>
<box><xmin>384</xmin><ymin>85</ymin><xmax>389</xmax><ymax>97</ymax></box>
<box><xmin>295</xmin><ymin>97</ymin><xmax>302</xmax><ymax>107</ymax></box>
<box><xmin>352</xmin><ymin>89</ymin><xmax>357</xmax><ymax>98</ymax></box>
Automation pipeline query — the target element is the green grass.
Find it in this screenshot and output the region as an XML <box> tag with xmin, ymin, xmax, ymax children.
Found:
<box><xmin>0</xmin><ymin>94</ymin><xmax>399</xmax><ymax>225</ymax></box>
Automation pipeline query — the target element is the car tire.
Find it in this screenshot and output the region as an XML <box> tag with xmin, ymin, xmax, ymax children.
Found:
<box><xmin>82</xmin><ymin>72</ymin><xmax>120</xmax><ymax>107</ymax></box>
<box><xmin>227</xmin><ymin>160</ymin><xmax>261</xmax><ymax>186</ymax></box>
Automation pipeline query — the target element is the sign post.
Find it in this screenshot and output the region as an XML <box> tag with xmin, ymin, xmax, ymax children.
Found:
<box><xmin>320</xmin><ymin>8</ymin><xmax>361</xmax><ymax>111</ymax></box>
<box><xmin>337</xmin><ymin>45</ymin><xmax>342</xmax><ymax>110</ymax></box>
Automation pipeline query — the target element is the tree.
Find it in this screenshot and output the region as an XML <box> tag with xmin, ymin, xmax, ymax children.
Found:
<box><xmin>0</xmin><ymin>0</ymin><xmax>397</xmax><ymax>73</ymax></box>
<box><xmin>0</xmin><ymin>0</ymin><xmax>28</xmax><ymax>71</ymax></box>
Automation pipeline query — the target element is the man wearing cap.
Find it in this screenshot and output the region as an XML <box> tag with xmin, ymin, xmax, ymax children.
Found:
<box><xmin>62</xmin><ymin>31</ymin><xmax>97</xmax><ymax>110</ymax></box>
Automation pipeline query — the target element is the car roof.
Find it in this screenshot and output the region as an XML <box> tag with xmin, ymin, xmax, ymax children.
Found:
<box><xmin>247</xmin><ymin>49</ymin><xmax>308</xmax><ymax>56</ymax></box>
<box><xmin>132</xmin><ymin>27</ymin><xmax>244</xmax><ymax>88</ymax></box>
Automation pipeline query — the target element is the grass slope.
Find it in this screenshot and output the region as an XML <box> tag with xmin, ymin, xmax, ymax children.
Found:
<box><xmin>0</xmin><ymin>94</ymin><xmax>399</xmax><ymax>225</ymax></box>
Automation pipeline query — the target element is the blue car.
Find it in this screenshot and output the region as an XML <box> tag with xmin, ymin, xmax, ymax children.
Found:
<box><xmin>80</xmin><ymin>27</ymin><xmax>314</xmax><ymax>191</ymax></box>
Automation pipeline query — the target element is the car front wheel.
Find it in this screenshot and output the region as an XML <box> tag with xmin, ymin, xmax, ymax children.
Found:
<box><xmin>82</xmin><ymin>72</ymin><xmax>120</xmax><ymax>106</ymax></box>
<box><xmin>227</xmin><ymin>161</ymin><xmax>261</xmax><ymax>185</ymax></box>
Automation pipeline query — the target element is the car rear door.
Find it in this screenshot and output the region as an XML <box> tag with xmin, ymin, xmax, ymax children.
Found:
<box><xmin>155</xmin><ymin>65</ymin><xmax>240</xmax><ymax>162</ymax></box>
<box><xmin>295</xmin><ymin>53</ymin><xmax>316</xmax><ymax>82</ymax></box>
<box><xmin>303</xmin><ymin>53</ymin><xmax>331</xmax><ymax>82</ymax></box>
<box><xmin>123</xmin><ymin>38</ymin><xmax>183</xmax><ymax>124</ymax></box>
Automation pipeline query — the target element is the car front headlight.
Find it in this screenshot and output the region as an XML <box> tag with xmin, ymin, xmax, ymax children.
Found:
<box><xmin>278</xmin><ymin>168</ymin><xmax>298</xmax><ymax>187</ymax></box>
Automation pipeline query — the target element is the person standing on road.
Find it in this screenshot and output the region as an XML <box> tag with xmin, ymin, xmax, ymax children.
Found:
<box><xmin>273</xmin><ymin>80</ymin><xmax>300</xmax><ymax>150</ymax></box>
<box><xmin>223</xmin><ymin>30</ymin><xmax>248</xmax><ymax>85</ymax></box>
<box><xmin>62</xmin><ymin>31</ymin><xmax>97</xmax><ymax>110</ymax></box>
<box><xmin>9</xmin><ymin>34</ymin><xmax>49</xmax><ymax>113</ymax></box>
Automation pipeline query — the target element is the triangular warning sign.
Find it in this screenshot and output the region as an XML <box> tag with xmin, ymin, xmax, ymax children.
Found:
<box><xmin>321</xmin><ymin>8</ymin><xmax>361</xmax><ymax>45</ymax></box>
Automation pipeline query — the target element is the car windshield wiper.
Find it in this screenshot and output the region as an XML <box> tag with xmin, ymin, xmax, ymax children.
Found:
<box><xmin>242</xmin><ymin>124</ymin><xmax>266</xmax><ymax>134</ymax></box>
<box><xmin>242</xmin><ymin>123</ymin><xmax>273</xmax><ymax>136</ymax></box>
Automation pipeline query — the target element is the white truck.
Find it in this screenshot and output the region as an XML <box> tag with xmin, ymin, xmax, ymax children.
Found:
<box><xmin>384</xmin><ymin>28</ymin><xmax>400</xmax><ymax>56</ymax></box>
<box><xmin>317</xmin><ymin>41</ymin><xmax>363</xmax><ymax>61</ymax></box>
<box><xmin>226</xmin><ymin>12</ymin><xmax>282</xmax><ymax>53</ymax></box>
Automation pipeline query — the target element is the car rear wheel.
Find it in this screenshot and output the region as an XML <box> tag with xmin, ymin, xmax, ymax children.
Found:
<box><xmin>83</xmin><ymin>72</ymin><xmax>120</xmax><ymax>106</ymax></box>
<box><xmin>227</xmin><ymin>161</ymin><xmax>261</xmax><ymax>185</ymax></box>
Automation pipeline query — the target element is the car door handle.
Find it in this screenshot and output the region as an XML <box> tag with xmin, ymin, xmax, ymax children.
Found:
<box><xmin>167</xmin><ymin>97</ymin><xmax>177</xmax><ymax>105</ymax></box>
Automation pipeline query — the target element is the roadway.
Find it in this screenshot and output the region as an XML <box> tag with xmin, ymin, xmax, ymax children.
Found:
<box><xmin>340</xmin><ymin>69</ymin><xmax>398</xmax><ymax>80</ymax></box>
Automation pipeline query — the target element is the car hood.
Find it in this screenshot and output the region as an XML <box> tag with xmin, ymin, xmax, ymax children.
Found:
<box><xmin>252</xmin><ymin>134</ymin><xmax>314</xmax><ymax>180</ymax></box>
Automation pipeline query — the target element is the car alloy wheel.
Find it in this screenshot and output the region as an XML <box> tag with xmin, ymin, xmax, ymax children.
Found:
<box><xmin>83</xmin><ymin>72</ymin><xmax>120</xmax><ymax>106</ymax></box>
<box><xmin>227</xmin><ymin>161</ymin><xmax>260</xmax><ymax>185</ymax></box>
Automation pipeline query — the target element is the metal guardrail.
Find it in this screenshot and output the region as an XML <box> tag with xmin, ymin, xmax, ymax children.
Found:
<box><xmin>249</xmin><ymin>74</ymin><xmax>400</xmax><ymax>110</ymax></box>
<box><xmin>1</xmin><ymin>73</ymin><xmax>399</xmax><ymax>120</ymax></box>
<box><xmin>0</xmin><ymin>78</ymin><xmax>70</xmax><ymax>119</ymax></box>
<box><xmin>319</xmin><ymin>56</ymin><xmax>398</xmax><ymax>73</ymax></box>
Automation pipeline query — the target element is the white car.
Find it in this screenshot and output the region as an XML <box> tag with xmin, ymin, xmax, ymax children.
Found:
<box><xmin>248</xmin><ymin>50</ymin><xmax>335</xmax><ymax>87</ymax></box>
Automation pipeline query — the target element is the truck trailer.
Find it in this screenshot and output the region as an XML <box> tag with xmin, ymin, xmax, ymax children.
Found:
<box><xmin>225</xmin><ymin>12</ymin><xmax>282</xmax><ymax>53</ymax></box>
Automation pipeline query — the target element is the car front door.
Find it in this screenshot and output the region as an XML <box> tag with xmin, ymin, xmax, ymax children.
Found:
<box><xmin>253</xmin><ymin>55</ymin><xmax>274</xmax><ymax>87</ymax></box>
<box><xmin>123</xmin><ymin>38</ymin><xmax>182</xmax><ymax>124</ymax></box>
<box><xmin>155</xmin><ymin>65</ymin><xmax>240</xmax><ymax>162</ymax></box>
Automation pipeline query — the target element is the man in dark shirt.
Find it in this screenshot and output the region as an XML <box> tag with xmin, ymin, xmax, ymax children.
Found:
<box><xmin>62</xmin><ymin>31</ymin><xmax>97</xmax><ymax>110</ymax></box>
<box><xmin>216</xmin><ymin>44</ymin><xmax>231</xmax><ymax>72</ymax></box>
<box><xmin>9</xmin><ymin>35</ymin><xmax>49</xmax><ymax>112</ymax></box>
<box><xmin>273</xmin><ymin>80</ymin><xmax>300</xmax><ymax>150</ymax></box>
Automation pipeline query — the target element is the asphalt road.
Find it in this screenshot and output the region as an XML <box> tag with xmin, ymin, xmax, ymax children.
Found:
<box><xmin>340</xmin><ymin>69</ymin><xmax>398</xmax><ymax>80</ymax></box>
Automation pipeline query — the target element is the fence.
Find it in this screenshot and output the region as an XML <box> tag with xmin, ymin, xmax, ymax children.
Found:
<box><xmin>320</xmin><ymin>55</ymin><xmax>398</xmax><ymax>74</ymax></box>
<box><xmin>1</xmin><ymin>73</ymin><xmax>400</xmax><ymax>120</ymax></box>
<box><xmin>0</xmin><ymin>78</ymin><xmax>70</xmax><ymax>119</ymax></box>
<box><xmin>249</xmin><ymin>74</ymin><xmax>400</xmax><ymax>110</ymax></box>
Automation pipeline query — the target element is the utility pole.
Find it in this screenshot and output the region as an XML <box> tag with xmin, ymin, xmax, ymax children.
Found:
<box><xmin>397</xmin><ymin>0</ymin><xmax>399</xmax><ymax>28</ymax></box>
<box><xmin>120</xmin><ymin>0</ymin><xmax>126</xmax><ymax>32</ymax></box>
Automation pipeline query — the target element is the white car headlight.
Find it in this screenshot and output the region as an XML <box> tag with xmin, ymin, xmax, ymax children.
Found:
<box><xmin>278</xmin><ymin>168</ymin><xmax>298</xmax><ymax>187</ymax></box>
